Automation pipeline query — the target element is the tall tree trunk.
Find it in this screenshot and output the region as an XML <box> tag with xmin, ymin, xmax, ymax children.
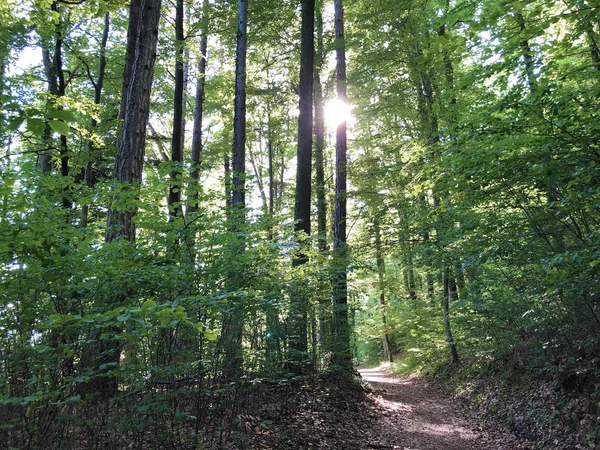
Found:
<box><xmin>82</xmin><ymin>0</ymin><xmax>161</xmax><ymax>399</ymax></box>
<box><xmin>313</xmin><ymin>6</ymin><xmax>330</xmax><ymax>361</ymax></box>
<box><xmin>402</xmin><ymin>236</ymin><xmax>417</xmax><ymax>300</ymax></box>
<box><xmin>586</xmin><ymin>27</ymin><xmax>600</xmax><ymax>71</ymax></box>
<box><xmin>288</xmin><ymin>0</ymin><xmax>315</xmax><ymax>373</ymax></box>
<box><xmin>331</xmin><ymin>0</ymin><xmax>351</xmax><ymax>371</ymax></box>
<box><xmin>221</xmin><ymin>0</ymin><xmax>247</xmax><ymax>380</ymax></box>
<box><xmin>40</xmin><ymin>1</ymin><xmax>69</xmax><ymax>175</ymax></box>
<box><xmin>119</xmin><ymin>0</ymin><xmax>141</xmax><ymax>120</ymax></box>
<box><xmin>106</xmin><ymin>0</ymin><xmax>162</xmax><ymax>243</ymax></box>
<box><xmin>40</xmin><ymin>44</ymin><xmax>56</xmax><ymax>174</ymax></box>
<box><xmin>443</xmin><ymin>268</ymin><xmax>459</xmax><ymax>363</ymax></box>
<box><xmin>423</xmin><ymin>232</ymin><xmax>434</xmax><ymax>302</ymax></box>
<box><xmin>264</xmin><ymin>109</ymin><xmax>281</xmax><ymax>367</ymax></box>
<box><xmin>374</xmin><ymin>216</ymin><xmax>392</xmax><ymax>363</ymax></box>
<box><xmin>267</xmin><ymin>127</ymin><xmax>275</xmax><ymax>237</ymax></box>
<box><xmin>248</xmin><ymin>140</ymin><xmax>267</xmax><ymax>210</ymax></box>
<box><xmin>231</xmin><ymin>0</ymin><xmax>247</xmax><ymax>217</ymax></box>
<box><xmin>515</xmin><ymin>12</ymin><xmax>536</xmax><ymax>96</ymax></box>
<box><xmin>414</xmin><ymin>27</ymin><xmax>460</xmax><ymax>364</ymax></box>
<box><xmin>82</xmin><ymin>12</ymin><xmax>110</xmax><ymax>227</ymax></box>
<box><xmin>44</xmin><ymin>1</ymin><xmax>71</xmax><ymax>208</ymax></box>
<box><xmin>187</xmin><ymin>0</ymin><xmax>209</xmax><ymax>216</ymax></box>
<box><xmin>224</xmin><ymin>150</ymin><xmax>231</xmax><ymax>221</ymax></box>
<box><xmin>168</xmin><ymin>0</ymin><xmax>185</xmax><ymax>220</ymax></box>
<box><xmin>412</xmin><ymin>36</ymin><xmax>438</xmax><ymax>303</ymax></box>
<box><xmin>314</xmin><ymin>9</ymin><xmax>327</xmax><ymax>255</ymax></box>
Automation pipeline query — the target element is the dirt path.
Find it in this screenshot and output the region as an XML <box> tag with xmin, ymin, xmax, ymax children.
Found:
<box><xmin>359</xmin><ymin>365</ymin><xmax>531</xmax><ymax>450</ymax></box>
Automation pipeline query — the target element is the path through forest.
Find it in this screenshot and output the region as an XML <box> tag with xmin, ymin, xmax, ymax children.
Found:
<box><xmin>358</xmin><ymin>365</ymin><xmax>531</xmax><ymax>450</ymax></box>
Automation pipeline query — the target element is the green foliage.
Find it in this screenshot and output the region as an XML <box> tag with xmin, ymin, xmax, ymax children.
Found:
<box><xmin>1</xmin><ymin>0</ymin><xmax>600</xmax><ymax>446</ymax></box>
<box><xmin>347</xmin><ymin>0</ymin><xmax>599</xmax><ymax>443</ymax></box>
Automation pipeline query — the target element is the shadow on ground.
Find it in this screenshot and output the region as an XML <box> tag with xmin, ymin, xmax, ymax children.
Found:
<box><xmin>358</xmin><ymin>365</ymin><xmax>531</xmax><ymax>450</ymax></box>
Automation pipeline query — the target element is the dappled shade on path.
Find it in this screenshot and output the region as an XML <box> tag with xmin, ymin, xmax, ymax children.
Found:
<box><xmin>359</xmin><ymin>365</ymin><xmax>531</xmax><ymax>450</ymax></box>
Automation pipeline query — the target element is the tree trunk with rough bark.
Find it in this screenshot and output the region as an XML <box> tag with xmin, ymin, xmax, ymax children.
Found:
<box><xmin>443</xmin><ymin>268</ymin><xmax>460</xmax><ymax>364</ymax></box>
<box><xmin>168</xmin><ymin>0</ymin><xmax>185</xmax><ymax>220</ymax></box>
<box><xmin>313</xmin><ymin>7</ymin><xmax>330</xmax><ymax>361</ymax></box>
<box><xmin>119</xmin><ymin>0</ymin><xmax>141</xmax><ymax>121</ymax></box>
<box><xmin>82</xmin><ymin>0</ymin><xmax>161</xmax><ymax>399</ymax></box>
<box><xmin>187</xmin><ymin>0</ymin><xmax>209</xmax><ymax>216</ymax></box>
<box><xmin>221</xmin><ymin>0</ymin><xmax>247</xmax><ymax>381</ymax></box>
<box><xmin>374</xmin><ymin>216</ymin><xmax>392</xmax><ymax>363</ymax></box>
<box><xmin>288</xmin><ymin>0</ymin><xmax>315</xmax><ymax>373</ymax></box>
<box><xmin>314</xmin><ymin>9</ymin><xmax>327</xmax><ymax>255</ymax></box>
<box><xmin>331</xmin><ymin>0</ymin><xmax>351</xmax><ymax>372</ymax></box>
<box><xmin>106</xmin><ymin>0</ymin><xmax>161</xmax><ymax>243</ymax></box>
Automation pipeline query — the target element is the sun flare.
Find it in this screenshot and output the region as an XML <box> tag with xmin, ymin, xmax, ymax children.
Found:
<box><xmin>324</xmin><ymin>98</ymin><xmax>352</xmax><ymax>127</ymax></box>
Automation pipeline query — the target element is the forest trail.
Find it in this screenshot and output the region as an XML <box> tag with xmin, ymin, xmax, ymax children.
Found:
<box><xmin>358</xmin><ymin>365</ymin><xmax>531</xmax><ymax>450</ymax></box>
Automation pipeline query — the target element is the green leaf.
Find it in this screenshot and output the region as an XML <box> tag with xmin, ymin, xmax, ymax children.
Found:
<box><xmin>46</xmin><ymin>109</ymin><xmax>77</xmax><ymax>122</ymax></box>
<box><xmin>158</xmin><ymin>309</ymin><xmax>172</xmax><ymax>326</ymax></box>
<box><xmin>141</xmin><ymin>299</ymin><xmax>157</xmax><ymax>312</ymax></box>
<box><xmin>24</xmin><ymin>108</ymin><xmax>42</xmax><ymax>118</ymax></box>
<box><xmin>48</xmin><ymin>120</ymin><xmax>70</xmax><ymax>136</ymax></box>
<box><xmin>26</xmin><ymin>118</ymin><xmax>45</xmax><ymax>136</ymax></box>
<box><xmin>204</xmin><ymin>328</ymin><xmax>218</xmax><ymax>341</ymax></box>
<box><xmin>590</xmin><ymin>260</ymin><xmax>600</xmax><ymax>268</ymax></box>
<box><xmin>8</xmin><ymin>116</ymin><xmax>24</xmax><ymax>131</ymax></box>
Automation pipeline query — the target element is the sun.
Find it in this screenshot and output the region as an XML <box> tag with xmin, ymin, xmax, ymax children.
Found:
<box><xmin>324</xmin><ymin>98</ymin><xmax>352</xmax><ymax>128</ymax></box>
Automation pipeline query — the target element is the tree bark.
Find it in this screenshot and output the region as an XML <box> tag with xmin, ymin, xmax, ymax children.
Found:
<box><xmin>374</xmin><ymin>216</ymin><xmax>392</xmax><ymax>363</ymax></box>
<box><xmin>80</xmin><ymin>0</ymin><xmax>161</xmax><ymax>399</ymax></box>
<box><xmin>168</xmin><ymin>0</ymin><xmax>185</xmax><ymax>220</ymax></box>
<box><xmin>231</xmin><ymin>0</ymin><xmax>247</xmax><ymax>218</ymax></box>
<box><xmin>443</xmin><ymin>268</ymin><xmax>460</xmax><ymax>363</ymax></box>
<box><xmin>119</xmin><ymin>0</ymin><xmax>141</xmax><ymax>121</ymax></box>
<box><xmin>314</xmin><ymin>9</ymin><xmax>327</xmax><ymax>254</ymax></box>
<box><xmin>288</xmin><ymin>0</ymin><xmax>315</xmax><ymax>373</ymax></box>
<box><xmin>403</xmin><ymin>241</ymin><xmax>417</xmax><ymax>300</ymax></box>
<box><xmin>40</xmin><ymin>44</ymin><xmax>56</xmax><ymax>174</ymax></box>
<box><xmin>515</xmin><ymin>12</ymin><xmax>536</xmax><ymax>96</ymax></box>
<box><xmin>106</xmin><ymin>0</ymin><xmax>162</xmax><ymax>243</ymax></box>
<box><xmin>221</xmin><ymin>0</ymin><xmax>247</xmax><ymax>380</ymax></box>
<box><xmin>40</xmin><ymin>1</ymin><xmax>69</xmax><ymax>176</ymax></box>
<box><xmin>312</xmin><ymin>6</ymin><xmax>331</xmax><ymax>361</ymax></box>
<box><xmin>332</xmin><ymin>0</ymin><xmax>351</xmax><ymax>371</ymax></box>
<box><xmin>187</xmin><ymin>0</ymin><xmax>209</xmax><ymax>216</ymax></box>
<box><xmin>292</xmin><ymin>0</ymin><xmax>315</xmax><ymax>242</ymax></box>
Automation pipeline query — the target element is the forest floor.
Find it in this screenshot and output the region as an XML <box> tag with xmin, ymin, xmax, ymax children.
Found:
<box><xmin>256</xmin><ymin>364</ymin><xmax>536</xmax><ymax>449</ymax></box>
<box><xmin>355</xmin><ymin>364</ymin><xmax>533</xmax><ymax>450</ymax></box>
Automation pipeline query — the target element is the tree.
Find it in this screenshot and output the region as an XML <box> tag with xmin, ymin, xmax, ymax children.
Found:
<box><xmin>107</xmin><ymin>0</ymin><xmax>161</xmax><ymax>242</ymax></box>
<box><xmin>2</xmin><ymin>0</ymin><xmax>600</xmax><ymax>445</ymax></box>
<box><xmin>331</xmin><ymin>0</ymin><xmax>351</xmax><ymax>371</ymax></box>
<box><xmin>314</xmin><ymin>7</ymin><xmax>327</xmax><ymax>255</ymax></box>
<box><xmin>82</xmin><ymin>11</ymin><xmax>110</xmax><ymax>227</ymax></box>
<box><xmin>288</xmin><ymin>0</ymin><xmax>315</xmax><ymax>372</ymax></box>
<box><xmin>374</xmin><ymin>214</ymin><xmax>392</xmax><ymax>363</ymax></box>
<box><xmin>95</xmin><ymin>0</ymin><xmax>162</xmax><ymax>396</ymax></box>
<box><xmin>221</xmin><ymin>0</ymin><xmax>248</xmax><ymax>380</ymax></box>
<box><xmin>168</xmin><ymin>0</ymin><xmax>185</xmax><ymax>220</ymax></box>
<box><xmin>187</xmin><ymin>0</ymin><xmax>210</xmax><ymax>217</ymax></box>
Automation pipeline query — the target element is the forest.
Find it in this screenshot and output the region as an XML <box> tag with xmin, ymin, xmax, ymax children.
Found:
<box><xmin>0</xmin><ymin>0</ymin><xmax>599</xmax><ymax>448</ymax></box>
